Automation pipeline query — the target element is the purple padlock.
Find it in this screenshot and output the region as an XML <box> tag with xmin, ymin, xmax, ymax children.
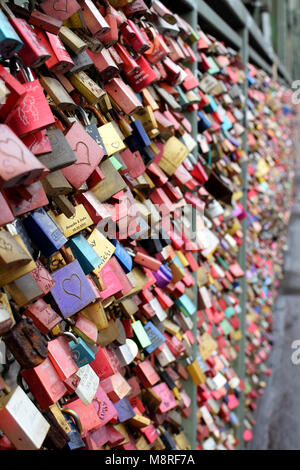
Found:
<box><xmin>50</xmin><ymin>260</ymin><xmax>96</xmax><ymax>318</ymax></box>
<box><xmin>153</xmin><ymin>264</ymin><xmax>172</xmax><ymax>288</ymax></box>
<box><xmin>113</xmin><ymin>397</ymin><xmax>135</xmax><ymax>423</ymax></box>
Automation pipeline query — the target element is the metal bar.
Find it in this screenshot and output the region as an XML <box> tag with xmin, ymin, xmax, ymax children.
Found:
<box><xmin>275</xmin><ymin>0</ymin><xmax>287</xmax><ymax>68</ymax></box>
<box><xmin>211</xmin><ymin>0</ymin><xmax>291</xmax><ymax>83</ymax></box>
<box><xmin>235</xmin><ymin>25</ymin><xmax>249</xmax><ymax>451</ymax></box>
<box><xmin>195</xmin><ymin>0</ymin><xmax>242</xmax><ymax>49</ymax></box>
<box><xmin>181</xmin><ymin>3</ymin><xmax>198</xmax><ymax>451</ymax></box>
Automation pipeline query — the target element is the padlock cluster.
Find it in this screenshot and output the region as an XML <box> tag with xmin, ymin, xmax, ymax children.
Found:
<box><xmin>0</xmin><ymin>0</ymin><xmax>296</xmax><ymax>451</ymax></box>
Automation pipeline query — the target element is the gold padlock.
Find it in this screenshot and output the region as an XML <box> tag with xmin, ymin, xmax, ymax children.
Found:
<box><xmin>68</xmin><ymin>71</ymin><xmax>106</xmax><ymax>105</ymax></box>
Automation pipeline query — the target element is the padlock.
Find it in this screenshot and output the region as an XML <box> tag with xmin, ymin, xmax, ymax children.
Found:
<box><xmin>3</xmin><ymin>180</ymin><xmax>49</xmax><ymax>218</ymax></box>
<box><xmin>0</xmin><ymin>124</ymin><xmax>47</xmax><ymax>188</ymax></box>
<box><xmin>0</xmin><ymin>64</ymin><xmax>26</xmax><ymax>122</ymax></box>
<box><xmin>92</xmin><ymin>384</ymin><xmax>117</xmax><ymax>426</ymax></box>
<box><xmin>87</xmin><ymin>48</ymin><xmax>119</xmax><ymax>82</ymax></box>
<box><xmin>73</xmin><ymin>312</ymin><xmax>98</xmax><ymax>344</ymax></box>
<box><xmin>0</xmin><ymin>2</ymin><xmax>50</xmax><ymax>68</ymax></box>
<box><xmin>120</xmin><ymin>148</ymin><xmax>146</xmax><ymax>178</ymax></box>
<box><xmin>62</xmin><ymin>396</ymin><xmax>101</xmax><ymax>436</ymax></box>
<box><xmin>96</xmin><ymin>318</ymin><xmax>122</xmax><ymax>347</ymax></box>
<box><xmin>42</xmin><ymin>408</ymin><xmax>70</xmax><ymax>450</ymax></box>
<box><xmin>54</xmin><ymin>203</ymin><xmax>93</xmax><ymax>238</ymax></box>
<box><xmin>37</xmin><ymin>128</ymin><xmax>77</xmax><ymax>173</ymax></box>
<box><xmin>0</xmin><ymin>6</ymin><xmax>23</xmax><ymax>58</ymax></box>
<box><xmin>68</xmin><ymin>71</ymin><xmax>106</xmax><ymax>106</ymax></box>
<box><xmin>0</xmin><ymin>385</ymin><xmax>50</xmax><ymax>450</ymax></box>
<box><xmin>143</xmin><ymin>321</ymin><xmax>165</xmax><ymax>354</ymax></box>
<box><xmin>97</xmin><ymin>1</ymin><xmax>118</xmax><ymax>47</ymax></box>
<box><xmin>50</xmin><ymin>259</ymin><xmax>96</xmax><ymax>318</ymax></box>
<box><xmin>7</xmin><ymin>64</ymin><xmax>55</xmax><ymax>137</ymax></box>
<box><xmin>81</xmin><ymin>300</ymin><xmax>108</xmax><ymax>330</ymax></box>
<box><xmin>21</xmin><ymin>357</ymin><xmax>67</xmax><ymax>409</ymax></box>
<box><xmin>40</xmin><ymin>0</ymin><xmax>81</xmax><ymax>22</ymax></box>
<box><xmin>91</xmin><ymin>159</ymin><xmax>127</xmax><ymax>202</ymax></box>
<box><xmin>62</xmin><ymin>411</ymin><xmax>85</xmax><ymax>450</ymax></box>
<box><xmin>50</xmin><ymin>107</ymin><xmax>105</xmax><ymax>189</ymax></box>
<box><xmin>24</xmin><ymin>299</ymin><xmax>61</xmax><ymax>334</ymax></box>
<box><xmin>67</xmin><ymin>232</ymin><xmax>102</xmax><ymax>275</ymax></box>
<box><xmin>0</xmin><ymin>228</ymin><xmax>31</xmax><ymax>268</ymax></box>
<box><xmin>124</xmin><ymin>54</ymin><xmax>158</xmax><ymax>94</ymax></box>
<box><xmin>29</xmin><ymin>9</ymin><xmax>62</xmax><ymax>35</ymax></box>
<box><xmin>152</xmin><ymin>0</ymin><xmax>176</xmax><ymax>24</ymax></box>
<box><xmin>69</xmin><ymin>50</ymin><xmax>94</xmax><ymax>73</ymax></box>
<box><xmin>64</xmin><ymin>331</ymin><xmax>95</xmax><ymax>368</ymax></box>
<box><xmin>90</xmin><ymin>346</ymin><xmax>117</xmax><ymax>380</ymax></box>
<box><xmin>0</xmin><ymin>231</ymin><xmax>36</xmax><ymax>287</ymax></box>
<box><xmin>120</xmin><ymin>19</ymin><xmax>151</xmax><ymax>54</ymax></box>
<box><xmin>145</xmin><ymin>31</ymin><xmax>170</xmax><ymax>64</ymax></box>
<box><xmin>23</xmin><ymin>207</ymin><xmax>67</xmax><ymax>258</ymax></box>
<box><xmin>42</xmin><ymin>170</ymin><xmax>73</xmax><ymax>197</ymax></box>
<box><xmin>21</xmin><ymin>129</ymin><xmax>52</xmax><ymax>157</ymax></box>
<box><xmin>186</xmin><ymin>357</ymin><xmax>206</xmax><ymax>385</ymax></box>
<box><xmin>104</xmin><ymin>77</ymin><xmax>143</xmax><ymax>115</ymax></box>
<box><xmin>58</xmin><ymin>26</ymin><xmax>87</xmax><ymax>54</ymax></box>
<box><xmin>74</xmin><ymin>105</ymin><xmax>104</xmax><ymax>148</ymax></box>
<box><xmin>3</xmin><ymin>317</ymin><xmax>48</xmax><ymax>369</ymax></box>
<box><xmin>87</xmin><ymin>228</ymin><xmax>115</xmax><ymax>268</ymax></box>
<box><xmin>0</xmin><ymin>293</ymin><xmax>15</xmax><ymax>336</ymax></box>
<box><xmin>47</xmin><ymin>335</ymin><xmax>78</xmax><ymax>381</ymax></box>
<box><xmin>124</xmin><ymin>116</ymin><xmax>151</xmax><ymax>153</ymax></box>
<box><xmin>81</xmin><ymin>0</ymin><xmax>110</xmax><ymax>37</ymax></box>
<box><xmin>110</xmin><ymin>240</ymin><xmax>133</xmax><ymax>273</ymax></box>
<box><xmin>133</xmin><ymin>360</ymin><xmax>160</xmax><ymax>389</ymax></box>
<box><xmin>152</xmin><ymin>382</ymin><xmax>178</xmax><ymax>413</ymax></box>
<box><xmin>33</xmin><ymin>28</ymin><xmax>74</xmax><ymax>73</ymax></box>
<box><xmin>122</xmin><ymin>0</ymin><xmax>150</xmax><ymax>17</ymax></box>
<box><xmin>114</xmin><ymin>42</ymin><xmax>140</xmax><ymax>76</ymax></box>
<box><xmin>100</xmin><ymin>371</ymin><xmax>132</xmax><ymax>404</ymax></box>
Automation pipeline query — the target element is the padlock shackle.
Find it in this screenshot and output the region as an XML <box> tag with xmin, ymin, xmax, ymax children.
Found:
<box><xmin>72</xmin><ymin>105</ymin><xmax>91</xmax><ymax>127</ymax></box>
<box><xmin>61</xmin><ymin>408</ymin><xmax>83</xmax><ymax>435</ymax></box>
<box><xmin>50</xmin><ymin>105</ymin><xmax>73</xmax><ymax>131</ymax></box>
<box><xmin>84</xmin><ymin>104</ymin><xmax>107</xmax><ymax>126</ymax></box>
<box><xmin>63</xmin><ymin>331</ymin><xmax>79</xmax><ymax>344</ymax></box>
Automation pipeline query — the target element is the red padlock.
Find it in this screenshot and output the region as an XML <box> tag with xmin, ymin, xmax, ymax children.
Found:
<box><xmin>120</xmin><ymin>19</ymin><xmax>151</xmax><ymax>54</ymax></box>
<box><xmin>0</xmin><ymin>125</ymin><xmax>47</xmax><ymax>188</ymax></box>
<box><xmin>114</xmin><ymin>43</ymin><xmax>140</xmax><ymax>75</ymax></box>
<box><xmin>39</xmin><ymin>0</ymin><xmax>81</xmax><ymax>22</ymax></box>
<box><xmin>124</xmin><ymin>55</ymin><xmax>158</xmax><ymax>93</ymax></box>
<box><xmin>9</xmin><ymin>19</ymin><xmax>50</xmax><ymax>68</ymax></box>
<box><xmin>0</xmin><ymin>65</ymin><xmax>26</xmax><ymax>122</ymax></box>
<box><xmin>7</xmin><ymin>65</ymin><xmax>55</xmax><ymax>137</ymax></box>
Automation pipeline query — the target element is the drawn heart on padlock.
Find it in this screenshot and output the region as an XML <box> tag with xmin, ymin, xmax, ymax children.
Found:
<box><xmin>0</xmin><ymin>138</ymin><xmax>25</xmax><ymax>164</ymax></box>
<box><xmin>62</xmin><ymin>273</ymin><xmax>82</xmax><ymax>300</ymax></box>
<box><xmin>73</xmin><ymin>141</ymin><xmax>91</xmax><ymax>166</ymax></box>
<box><xmin>53</xmin><ymin>0</ymin><xmax>68</xmax><ymax>12</ymax></box>
<box><xmin>111</xmin><ymin>141</ymin><xmax>120</xmax><ymax>149</ymax></box>
<box><xmin>0</xmin><ymin>237</ymin><xmax>12</xmax><ymax>252</ymax></box>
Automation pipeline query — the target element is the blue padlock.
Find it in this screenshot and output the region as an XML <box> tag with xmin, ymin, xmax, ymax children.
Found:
<box><xmin>67</xmin><ymin>233</ymin><xmax>102</xmax><ymax>275</ymax></box>
<box><xmin>124</xmin><ymin>119</ymin><xmax>151</xmax><ymax>153</ymax></box>
<box><xmin>203</xmin><ymin>95</ymin><xmax>218</xmax><ymax>114</ymax></box>
<box><xmin>144</xmin><ymin>321</ymin><xmax>166</xmax><ymax>354</ymax></box>
<box><xmin>198</xmin><ymin>111</ymin><xmax>212</xmax><ymax>133</ymax></box>
<box><xmin>0</xmin><ymin>10</ymin><xmax>23</xmax><ymax>59</ymax></box>
<box><xmin>64</xmin><ymin>332</ymin><xmax>96</xmax><ymax>368</ymax></box>
<box><xmin>23</xmin><ymin>208</ymin><xmax>67</xmax><ymax>258</ymax></box>
<box><xmin>175</xmin><ymin>293</ymin><xmax>196</xmax><ymax>317</ymax></box>
<box><xmin>111</xmin><ymin>239</ymin><xmax>133</xmax><ymax>273</ymax></box>
<box><xmin>62</xmin><ymin>414</ymin><xmax>85</xmax><ymax>451</ymax></box>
